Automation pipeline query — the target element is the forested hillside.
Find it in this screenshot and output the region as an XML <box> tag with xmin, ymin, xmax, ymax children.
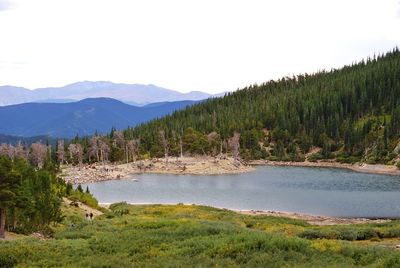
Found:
<box><xmin>122</xmin><ymin>48</ymin><xmax>400</xmax><ymax>165</ymax></box>
<box><xmin>2</xmin><ymin>49</ymin><xmax>399</xmax><ymax>167</ymax></box>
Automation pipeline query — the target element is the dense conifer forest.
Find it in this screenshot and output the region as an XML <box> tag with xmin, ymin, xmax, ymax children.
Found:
<box><xmin>122</xmin><ymin>48</ymin><xmax>400</xmax><ymax>165</ymax></box>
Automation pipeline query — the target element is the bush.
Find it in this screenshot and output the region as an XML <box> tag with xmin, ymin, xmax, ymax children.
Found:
<box><xmin>298</xmin><ymin>229</ymin><xmax>327</xmax><ymax>239</ymax></box>
<box><xmin>307</xmin><ymin>153</ymin><xmax>324</xmax><ymax>162</ymax></box>
<box><xmin>338</xmin><ymin>229</ymin><xmax>358</xmax><ymax>241</ymax></box>
<box><xmin>0</xmin><ymin>254</ymin><xmax>17</xmax><ymax>268</ymax></box>
<box><xmin>336</xmin><ymin>156</ymin><xmax>361</xmax><ymax>164</ymax></box>
<box><xmin>299</xmin><ymin>227</ymin><xmax>379</xmax><ymax>241</ymax></box>
<box><xmin>388</xmin><ymin>228</ymin><xmax>400</xmax><ymax>238</ymax></box>
<box><xmin>356</xmin><ymin>228</ymin><xmax>377</xmax><ymax>240</ymax></box>
<box><xmin>311</xmin><ymin>239</ymin><xmax>342</xmax><ymax>252</ymax></box>
<box><xmin>267</xmin><ymin>156</ymin><xmax>280</xmax><ymax>161</ymax></box>
<box><xmin>68</xmin><ymin>191</ymin><xmax>99</xmax><ymax>209</ymax></box>
<box><xmin>109</xmin><ymin>202</ymin><xmax>129</xmax><ymax>211</ymax></box>
<box><xmin>113</xmin><ymin>208</ymin><xmax>130</xmax><ymax>216</ymax></box>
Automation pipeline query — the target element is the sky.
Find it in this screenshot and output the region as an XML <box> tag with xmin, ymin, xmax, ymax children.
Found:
<box><xmin>0</xmin><ymin>0</ymin><xmax>399</xmax><ymax>93</ymax></box>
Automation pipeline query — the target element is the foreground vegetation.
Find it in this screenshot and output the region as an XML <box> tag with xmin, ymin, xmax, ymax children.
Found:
<box><xmin>1</xmin><ymin>203</ymin><xmax>400</xmax><ymax>267</ymax></box>
<box><xmin>0</xmin><ymin>155</ymin><xmax>98</xmax><ymax>238</ymax></box>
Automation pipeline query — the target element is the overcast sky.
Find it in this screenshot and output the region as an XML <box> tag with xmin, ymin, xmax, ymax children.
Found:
<box><xmin>0</xmin><ymin>0</ymin><xmax>399</xmax><ymax>93</ymax></box>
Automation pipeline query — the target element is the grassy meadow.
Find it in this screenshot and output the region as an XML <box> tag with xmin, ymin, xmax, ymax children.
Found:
<box><xmin>1</xmin><ymin>203</ymin><xmax>400</xmax><ymax>267</ymax></box>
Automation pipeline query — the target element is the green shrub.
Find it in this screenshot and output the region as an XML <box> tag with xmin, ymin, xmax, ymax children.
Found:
<box><xmin>0</xmin><ymin>254</ymin><xmax>17</xmax><ymax>268</ymax></box>
<box><xmin>338</xmin><ymin>229</ymin><xmax>358</xmax><ymax>241</ymax></box>
<box><xmin>109</xmin><ymin>202</ymin><xmax>129</xmax><ymax>211</ymax></box>
<box><xmin>388</xmin><ymin>228</ymin><xmax>400</xmax><ymax>238</ymax></box>
<box><xmin>68</xmin><ymin>191</ymin><xmax>99</xmax><ymax>209</ymax></box>
<box><xmin>267</xmin><ymin>155</ymin><xmax>280</xmax><ymax>161</ymax></box>
<box><xmin>336</xmin><ymin>156</ymin><xmax>361</xmax><ymax>164</ymax></box>
<box><xmin>298</xmin><ymin>229</ymin><xmax>327</xmax><ymax>239</ymax></box>
<box><xmin>113</xmin><ymin>208</ymin><xmax>130</xmax><ymax>216</ymax></box>
<box><xmin>308</xmin><ymin>153</ymin><xmax>324</xmax><ymax>162</ymax></box>
<box><xmin>356</xmin><ymin>228</ymin><xmax>377</xmax><ymax>240</ymax></box>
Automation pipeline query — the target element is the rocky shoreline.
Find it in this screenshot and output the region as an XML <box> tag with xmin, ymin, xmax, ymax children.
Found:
<box><xmin>61</xmin><ymin>156</ymin><xmax>255</xmax><ymax>184</ymax></box>
<box><xmin>61</xmin><ymin>157</ymin><xmax>400</xmax><ymax>185</ymax></box>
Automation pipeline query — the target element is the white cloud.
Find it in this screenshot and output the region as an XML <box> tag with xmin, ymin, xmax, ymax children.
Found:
<box><xmin>0</xmin><ymin>0</ymin><xmax>11</xmax><ymax>11</ymax></box>
<box><xmin>0</xmin><ymin>0</ymin><xmax>399</xmax><ymax>93</ymax></box>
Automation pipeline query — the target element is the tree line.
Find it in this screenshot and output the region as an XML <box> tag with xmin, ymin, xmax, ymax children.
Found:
<box><xmin>0</xmin><ymin>155</ymin><xmax>64</xmax><ymax>238</ymax></box>
<box><xmin>0</xmin><ymin>146</ymin><xmax>97</xmax><ymax>238</ymax></box>
<box><xmin>2</xmin><ymin>48</ymin><xmax>400</xmax><ymax>167</ymax></box>
<box><xmin>122</xmin><ymin>48</ymin><xmax>400</xmax><ymax>165</ymax></box>
<box><xmin>0</xmin><ymin>128</ymin><xmax>242</xmax><ymax>167</ymax></box>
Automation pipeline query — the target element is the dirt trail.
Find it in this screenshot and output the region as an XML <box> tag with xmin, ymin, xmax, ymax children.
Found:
<box><xmin>2</xmin><ymin>231</ymin><xmax>26</xmax><ymax>240</ymax></box>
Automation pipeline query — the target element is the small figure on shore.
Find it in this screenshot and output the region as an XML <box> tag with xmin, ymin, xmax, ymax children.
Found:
<box><xmin>89</xmin><ymin>212</ymin><xmax>93</xmax><ymax>220</ymax></box>
<box><xmin>85</xmin><ymin>213</ymin><xmax>89</xmax><ymax>220</ymax></box>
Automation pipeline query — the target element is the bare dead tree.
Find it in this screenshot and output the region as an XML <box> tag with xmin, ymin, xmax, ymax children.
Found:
<box><xmin>113</xmin><ymin>130</ymin><xmax>126</xmax><ymax>163</ymax></box>
<box><xmin>207</xmin><ymin>132</ymin><xmax>220</xmax><ymax>156</ymax></box>
<box><xmin>76</xmin><ymin>144</ymin><xmax>83</xmax><ymax>166</ymax></box>
<box><xmin>113</xmin><ymin>131</ymin><xmax>125</xmax><ymax>148</ymax></box>
<box><xmin>218</xmin><ymin>139</ymin><xmax>228</xmax><ymax>159</ymax></box>
<box><xmin>124</xmin><ymin>143</ymin><xmax>129</xmax><ymax>163</ymax></box>
<box><xmin>68</xmin><ymin>144</ymin><xmax>75</xmax><ymax>163</ymax></box>
<box><xmin>88</xmin><ymin>136</ymin><xmax>100</xmax><ymax>162</ymax></box>
<box><xmin>178</xmin><ymin>129</ymin><xmax>184</xmax><ymax>159</ymax></box>
<box><xmin>15</xmin><ymin>142</ymin><xmax>27</xmax><ymax>160</ymax></box>
<box><xmin>159</xmin><ymin>130</ymin><xmax>169</xmax><ymax>163</ymax></box>
<box><xmin>228</xmin><ymin>132</ymin><xmax>241</xmax><ymax>163</ymax></box>
<box><xmin>126</xmin><ymin>139</ymin><xmax>140</xmax><ymax>163</ymax></box>
<box><xmin>57</xmin><ymin>140</ymin><xmax>66</xmax><ymax>165</ymax></box>
<box><xmin>179</xmin><ymin>136</ymin><xmax>183</xmax><ymax>159</ymax></box>
<box><xmin>98</xmin><ymin>138</ymin><xmax>109</xmax><ymax>165</ymax></box>
<box><xmin>68</xmin><ymin>143</ymin><xmax>83</xmax><ymax>166</ymax></box>
<box><xmin>0</xmin><ymin>143</ymin><xmax>14</xmax><ymax>160</ymax></box>
<box><xmin>31</xmin><ymin>142</ymin><xmax>47</xmax><ymax>168</ymax></box>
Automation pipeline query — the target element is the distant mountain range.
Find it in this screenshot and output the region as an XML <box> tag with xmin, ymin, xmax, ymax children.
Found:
<box><xmin>0</xmin><ymin>81</ymin><xmax>220</xmax><ymax>106</ymax></box>
<box><xmin>0</xmin><ymin>133</ymin><xmax>57</xmax><ymax>146</ymax></box>
<box><xmin>0</xmin><ymin>98</ymin><xmax>197</xmax><ymax>138</ymax></box>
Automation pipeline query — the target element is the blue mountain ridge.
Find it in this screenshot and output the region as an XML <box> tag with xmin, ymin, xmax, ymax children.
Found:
<box><xmin>0</xmin><ymin>98</ymin><xmax>196</xmax><ymax>138</ymax></box>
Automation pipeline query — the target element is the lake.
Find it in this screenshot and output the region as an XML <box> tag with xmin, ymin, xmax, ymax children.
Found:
<box><xmin>81</xmin><ymin>165</ymin><xmax>400</xmax><ymax>218</ymax></box>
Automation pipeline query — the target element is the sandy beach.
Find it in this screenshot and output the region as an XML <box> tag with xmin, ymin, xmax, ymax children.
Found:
<box><xmin>61</xmin><ymin>156</ymin><xmax>255</xmax><ymax>184</ymax></box>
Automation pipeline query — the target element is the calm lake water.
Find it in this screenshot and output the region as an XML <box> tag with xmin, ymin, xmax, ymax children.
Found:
<box><xmin>81</xmin><ymin>166</ymin><xmax>400</xmax><ymax>218</ymax></box>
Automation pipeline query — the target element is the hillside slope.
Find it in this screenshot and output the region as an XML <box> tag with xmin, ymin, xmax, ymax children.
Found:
<box><xmin>126</xmin><ymin>48</ymin><xmax>400</xmax><ymax>164</ymax></box>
